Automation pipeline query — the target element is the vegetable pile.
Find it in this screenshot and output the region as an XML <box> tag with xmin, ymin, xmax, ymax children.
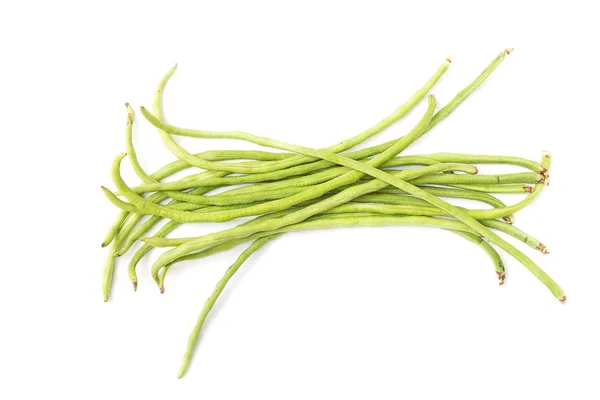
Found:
<box><xmin>101</xmin><ymin>48</ymin><xmax>563</xmax><ymax>378</ymax></box>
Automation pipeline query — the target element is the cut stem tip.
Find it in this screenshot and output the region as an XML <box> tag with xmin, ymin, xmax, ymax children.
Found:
<box><xmin>132</xmin><ymin>282</ymin><xmax>138</xmax><ymax>292</ymax></box>
<box><xmin>537</xmin><ymin>243</ymin><xmax>549</xmax><ymax>254</ymax></box>
<box><xmin>159</xmin><ymin>285</ymin><xmax>165</xmax><ymax>294</ymax></box>
<box><xmin>559</xmin><ymin>296</ymin><xmax>567</xmax><ymax>304</ymax></box>
<box><xmin>104</xmin><ymin>295</ymin><xmax>109</xmax><ymax>303</ymax></box>
<box><xmin>497</xmin><ymin>272</ymin><xmax>505</xmax><ymax>285</ymax></box>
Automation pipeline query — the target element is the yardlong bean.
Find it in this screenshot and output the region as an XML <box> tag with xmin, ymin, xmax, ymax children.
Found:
<box><xmin>124</xmin><ymin>184</ymin><xmax>515</xmax><ymax>287</ymax></box>
<box><xmin>177</xmin><ymin>235</ymin><xmax>280</xmax><ymax>378</ymax></box>
<box><xmin>105</xmin><ymin>96</ymin><xmax>445</xmax><ymax>223</ymax></box>
<box><xmin>124</xmin><ymin>51</ymin><xmax>507</xmax><ymax>198</ymax></box>
<box><xmin>100</xmin><ymin>48</ymin><xmax>564</xmax><ymax>380</ymax></box>
<box><xmin>144</xmin><ymin>206</ymin><xmax>543</xmax><ymax>252</ymax></box>
<box><xmin>140</xmin><ymin>121</ymin><xmax>561</xmax><ymax>299</ymax></box>
<box><xmin>151</xmin><ymin>61</ymin><xmax>449</xmax><ymax>174</ymax></box>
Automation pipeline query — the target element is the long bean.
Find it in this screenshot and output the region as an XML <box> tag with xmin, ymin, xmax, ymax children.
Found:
<box><xmin>124</xmin><ymin>151</ymin><xmax>540</xmax><ymax>196</ymax></box>
<box><xmin>126</xmin><ymin>185</ymin><xmax>522</xmax><ymax>286</ymax></box>
<box><xmin>121</xmin><ymin>183</ymin><xmax>514</xmax><ymax>256</ymax></box>
<box><xmin>145</xmin><ymin>206</ymin><xmax>543</xmax><ymax>252</ymax></box>
<box><xmin>154</xmin><ymin>212</ymin><xmax>540</xmax><ymax>290</ymax></box>
<box><xmin>105</xmin><ymin>97</ymin><xmax>446</xmax><ymax>223</ymax></box>
<box><xmin>385</xmin><ymin>171</ymin><xmax>543</xmax><ymax>186</ymax></box>
<box><xmin>177</xmin><ymin>235</ymin><xmax>280</xmax><ymax>378</ymax></box>
<box><xmin>424</xmin><ymin>153</ymin><xmax>544</xmax><ymax>173</ymax></box>
<box><xmin>142</xmin><ymin>128</ymin><xmax>561</xmax><ymax>300</ymax></box>
<box><xmin>153</xmin><ymin>51</ymin><xmax>505</xmax><ymax>175</ymax></box>
<box><xmin>444</xmin><ymin>184</ymin><xmax>533</xmax><ymax>194</ymax></box>
<box><xmin>100</xmin><ymin>48</ymin><xmax>564</xmax><ymax>381</ymax></box>
<box><xmin>151</xmin><ymin>60</ymin><xmax>450</xmax><ymax>174</ymax></box>
<box><xmin>451</xmin><ymin>231</ymin><xmax>505</xmax><ymax>283</ymax></box>
<box><xmin>101</xmin><ymin>210</ymin><xmax>128</xmax><ymax>248</ymax></box>
<box><xmin>124</xmin><ymin>50</ymin><xmax>506</xmax><ymax>199</ymax></box>
<box><xmin>124</xmin><ymin>185</ymin><xmax>503</xmax><ymax>287</ymax></box>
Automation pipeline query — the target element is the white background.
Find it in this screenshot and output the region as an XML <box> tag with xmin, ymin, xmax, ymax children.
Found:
<box><xmin>1</xmin><ymin>1</ymin><xmax>599</xmax><ymax>399</ymax></box>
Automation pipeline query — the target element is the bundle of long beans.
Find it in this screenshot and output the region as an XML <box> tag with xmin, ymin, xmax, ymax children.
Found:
<box><xmin>101</xmin><ymin>48</ymin><xmax>563</xmax><ymax>378</ymax></box>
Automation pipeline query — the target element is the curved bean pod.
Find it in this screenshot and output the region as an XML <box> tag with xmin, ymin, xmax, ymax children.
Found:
<box><xmin>177</xmin><ymin>235</ymin><xmax>280</xmax><ymax>378</ymax></box>
<box><xmin>146</xmin><ymin>138</ymin><xmax>561</xmax><ymax>300</ymax></box>
<box><xmin>152</xmin><ymin>61</ymin><xmax>449</xmax><ymax>174</ymax></box>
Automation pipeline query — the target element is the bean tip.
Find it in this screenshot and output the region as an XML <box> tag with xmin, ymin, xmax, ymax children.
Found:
<box><xmin>503</xmin><ymin>217</ymin><xmax>513</xmax><ymax>224</ymax></box>
<box><xmin>473</xmin><ymin>166</ymin><xmax>479</xmax><ymax>175</ymax></box>
<box><xmin>103</xmin><ymin>295</ymin><xmax>109</xmax><ymax>303</ymax></box>
<box><xmin>537</xmin><ymin>243</ymin><xmax>550</xmax><ymax>254</ymax></box>
<box><xmin>501</xmin><ymin>48</ymin><xmax>514</xmax><ymax>57</ymax></box>
<box><xmin>523</xmin><ymin>186</ymin><xmax>533</xmax><ymax>193</ymax></box>
<box><xmin>159</xmin><ymin>285</ymin><xmax>165</xmax><ymax>294</ymax></box>
<box><xmin>445</xmin><ymin>56</ymin><xmax>452</xmax><ymax>63</ymax></box>
<box><xmin>101</xmin><ymin>241</ymin><xmax>108</xmax><ymax>248</ymax></box>
<box><xmin>559</xmin><ymin>296</ymin><xmax>567</xmax><ymax>304</ymax></box>
<box><xmin>132</xmin><ymin>282</ymin><xmax>138</xmax><ymax>292</ymax></box>
<box><xmin>496</xmin><ymin>271</ymin><xmax>505</xmax><ymax>285</ymax></box>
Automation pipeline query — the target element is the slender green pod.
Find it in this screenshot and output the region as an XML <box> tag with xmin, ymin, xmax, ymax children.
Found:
<box><xmin>401</xmin><ymin>172</ymin><xmax>543</xmax><ymax>186</ymax></box>
<box><xmin>424</xmin><ymin>152</ymin><xmax>543</xmax><ymax>172</ymax></box>
<box><xmin>102</xmin><ymin>210</ymin><xmax>128</xmax><ymax>248</ymax></box>
<box><xmin>154</xmin><ymin>211</ymin><xmax>538</xmax><ymax>289</ymax></box>
<box><xmin>178</xmin><ymin>235</ymin><xmax>280</xmax><ymax>378</ymax></box>
<box><xmin>129</xmin><ymin>50</ymin><xmax>508</xmax><ymax>199</ymax></box>
<box><xmin>101</xmin><ymin>104</ymin><xmax>150</xmax><ymax>248</ymax></box>
<box><xmin>154</xmin><ymin>214</ymin><xmax>480</xmax><ymax>289</ymax></box>
<box><xmin>145</xmin><ymin>205</ymin><xmax>542</xmax><ymax>252</ymax></box>
<box><xmin>147</xmin><ymin>146</ymin><xmax>562</xmax><ymax>300</ymax></box>
<box><xmin>106</xmin><ymin>98</ymin><xmax>461</xmax><ymax>226</ymax></box>
<box><xmin>373</xmin><ymin>186</ymin><xmax>514</xmax><ymax>223</ymax></box>
<box><xmin>126</xmin><ymin>155</ymin><xmax>439</xmax><ymax>198</ymax></box>
<box><xmin>125</xmin><ymin>103</ymin><xmax>155</xmax><ymax>184</ymax></box>
<box><xmin>153</xmin><ymin>50</ymin><xmax>508</xmax><ymax>176</ymax></box>
<box><xmin>450</xmin><ymin>231</ymin><xmax>505</xmax><ymax>283</ymax></box>
<box><xmin>102</xmin><ymin>244</ymin><xmax>119</xmax><ymax>302</ymax></box>
<box><xmin>103</xmin><ymin>162</ymin><xmax>475</xmax><ymax>223</ymax></box>
<box><xmin>445</xmin><ymin>184</ymin><xmax>533</xmax><ymax>194</ymax></box>
<box><xmin>124</xmin><ymin>150</ymin><xmax>542</xmax><ymax>196</ymax></box>
<box><xmin>152</xmin><ymin>61</ymin><xmax>450</xmax><ymax>174</ymax></box>
<box><xmin>124</xmin><ymin>187</ymin><xmax>475</xmax><ymax>286</ymax></box>
<box><xmin>117</xmin><ymin>182</ymin><xmax>514</xmax><ymax>257</ymax></box>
